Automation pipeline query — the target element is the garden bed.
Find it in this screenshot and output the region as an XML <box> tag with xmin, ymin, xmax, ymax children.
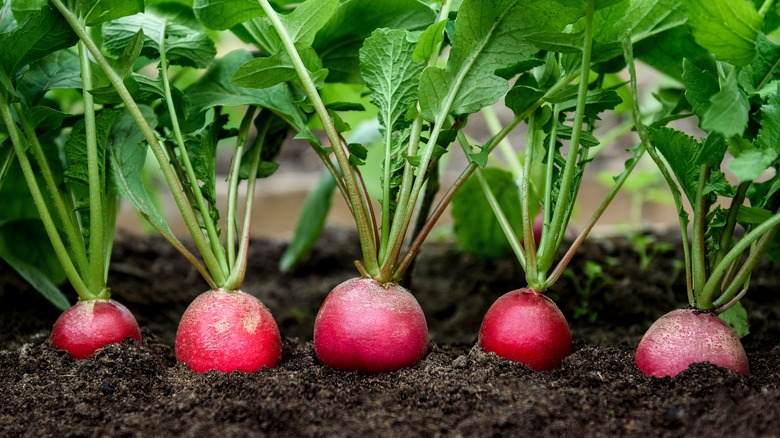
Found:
<box><xmin>1</xmin><ymin>227</ymin><xmax>779</xmax><ymax>437</ymax></box>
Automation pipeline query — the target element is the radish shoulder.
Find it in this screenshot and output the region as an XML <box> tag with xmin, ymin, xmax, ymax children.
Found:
<box><xmin>313</xmin><ymin>277</ymin><xmax>428</xmax><ymax>373</ymax></box>
<box><xmin>175</xmin><ymin>289</ymin><xmax>282</xmax><ymax>373</ymax></box>
<box><xmin>635</xmin><ymin>308</ymin><xmax>749</xmax><ymax>377</ymax></box>
<box><xmin>50</xmin><ymin>299</ymin><xmax>142</xmax><ymax>359</ymax></box>
<box><xmin>479</xmin><ymin>288</ymin><xmax>572</xmax><ymax>371</ymax></box>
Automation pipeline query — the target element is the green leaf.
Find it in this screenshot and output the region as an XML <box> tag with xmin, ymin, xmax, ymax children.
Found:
<box><xmin>83</xmin><ymin>0</ymin><xmax>144</xmax><ymax>26</ymax></box>
<box><xmin>280</xmin><ymin>0</ymin><xmax>339</xmax><ymax>48</ymax></box>
<box><xmin>701</xmin><ymin>70</ymin><xmax>749</xmax><ymax>139</ymax></box>
<box><xmin>360</xmin><ymin>28</ymin><xmax>424</xmax><ymax>132</ymax></box>
<box><xmin>107</xmin><ymin>107</ymin><xmax>173</xmax><ymax>237</ymax></box>
<box><xmin>719</xmin><ymin>302</ymin><xmax>749</xmax><ymax>338</ymax></box>
<box><xmin>685</xmin><ymin>0</ymin><xmax>762</xmax><ymax>66</ymax></box>
<box><xmin>232</xmin><ymin>47</ymin><xmax>327</xmax><ymax>89</ymax></box>
<box><xmin>0</xmin><ymin>5</ymin><xmax>78</xmax><ymax>77</ymax></box>
<box><xmin>185</xmin><ymin>50</ymin><xmax>310</xmax><ymax>132</ymax></box>
<box><xmin>729</xmin><ymin>147</ymin><xmax>777</xmax><ymax>181</ymax></box>
<box><xmin>413</xmin><ymin>19</ymin><xmax>448</xmax><ymax>62</ymax></box>
<box><xmin>751</xmin><ymin>33</ymin><xmax>780</xmax><ymax>91</ymax></box>
<box><xmin>15</xmin><ymin>48</ymin><xmax>81</xmax><ymax>104</ymax></box>
<box><xmin>193</xmin><ymin>0</ymin><xmax>264</xmax><ymax>30</ymax></box>
<box><xmin>313</xmin><ymin>0</ymin><xmax>437</xmax><ymax>83</ymax></box>
<box><xmin>756</xmin><ymin>84</ymin><xmax>780</xmax><ymax>153</ymax></box>
<box><xmin>555</xmin><ymin>88</ymin><xmax>623</xmax><ymax>118</ymax></box>
<box><xmin>736</xmin><ymin>205</ymin><xmax>773</xmax><ymax>225</ymax></box>
<box><xmin>279</xmin><ymin>170</ymin><xmax>335</xmax><ymax>272</ymax></box>
<box><xmin>634</xmin><ymin>25</ymin><xmax>713</xmax><ymax>82</ymax></box>
<box><xmin>681</xmin><ymin>58</ymin><xmax>718</xmax><ymax>120</ymax></box>
<box><xmin>451</xmin><ymin>167</ymin><xmax>523</xmax><ymax>259</ymax></box>
<box><xmin>187</xmin><ymin>115</ymin><xmax>225</xmax><ymax>216</ymax></box>
<box><xmin>419</xmin><ymin>0</ymin><xmax>580</xmax><ymax>121</ymax></box>
<box><xmin>63</xmin><ymin>110</ymin><xmax>122</xmax><ymax>187</ymax></box>
<box><xmin>592</xmin><ymin>0</ymin><xmax>685</xmax><ymax>44</ymax></box>
<box><xmin>102</xmin><ymin>5</ymin><xmax>216</xmax><ymax>68</ymax></box>
<box><xmin>0</xmin><ymin>219</ymin><xmax>69</xmax><ymax>311</ymax></box>
<box><xmin>648</xmin><ymin>127</ymin><xmax>702</xmax><ymax>203</ymax></box>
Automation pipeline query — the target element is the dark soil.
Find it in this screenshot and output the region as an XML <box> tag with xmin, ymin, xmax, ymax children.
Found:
<box><xmin>1</xmin><ymin>227</ymin><xmax>779</xmax><ymax>437</ymax></box>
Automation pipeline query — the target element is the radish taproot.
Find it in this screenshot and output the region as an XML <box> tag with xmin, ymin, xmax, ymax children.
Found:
<box><xmin>313</xmin><ymin>278</ymin><xmax>427</xmax><ymax>373</ymax></box>
<box><xmin>0</xmin><ymin>33</ymin><xmax>146</xmax><ymax>360</ymax></box>
<box><xmin>634</xmin><ymin>309</ymin><xmax>748</xmax><ymax>377</ymax></box>
<box><xmin>176</xmin><ymin>290</ymin><xmax>281</xmax><ymax>373</ymax></box>
<box><xmin>479</xmin><ymin>289</ymin><xmax>571</xmax><ymax>371</ymax></box>
<box><xmin>625</xmin><ymin>38</ymin><xmax>780</xmax><ymax>377</ymax></box>
<box><xmin>50</xmin><ymin>300</ymin><xmax>141</xmax><ymax>359</ymax></box>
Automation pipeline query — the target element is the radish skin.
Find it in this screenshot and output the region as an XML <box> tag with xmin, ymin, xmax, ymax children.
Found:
<box><xmin>175</xmin><ymin>289</ymin><xmax>282</xmax><ymax>373</ymax></box>
<box><xmin>50</xmin><ymin>299</ymin><xmax>142</xmax><ymax>359</ymax></box>
<box><xmin>313</xmin><ymin>277</ymin><xmax>428</xmax><ymax>373</ymax></box>
<box><xmin>635</xmin><ymin>308</ymin><xmax>749</xmax><ymax>377</ymax></box>
<box><xmin>479</xmin><ymin>288</ymin><xmax>572</xmax><ymax>371</ymax></box>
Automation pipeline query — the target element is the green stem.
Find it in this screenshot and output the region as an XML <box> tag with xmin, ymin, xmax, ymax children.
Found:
<box><xmin>223</xmin><ymin>115</ymin><xmax>270</xmax><ymax>291</ymax></box>
<box><xmin>225</xmin><ymin>107</ymin><xmax>257</xmax><ymax>270</ymax></box>
<box><xmin>623</xmin><ymin>36</ymin><xmax>695</xmax><ymax>305</ymax></box>
<box><xmin>159</xmin><ymin>26</ymin><xmax>229</xmax><ymax>278</ymax></box>
<box><xmin>691</xmin><ymin>165</ymin><xmax>710</xmax><ymax>302</ymax></box>
<box><xmin>13</xmin><ymin>103</ymin><xmax>89</xmax><ymax>275</ymax></box>
<box><xmin>0</xmin><ymin>94</ymin><xmax>94</xmax><ymax>300</ymax></box>
<box><xmin>701</xmin><ymin>212</ymin><xmax>780</xmax><ymax>308</ymax></box>
<box><xmin>51</xmin><ymin>0</ymin><xmax>222</xmax><ymax>287</ymax></box>
<box><xmin>521</xmin><ymin>113</ymin><xmax>538</xmax><ymax>283</ymax></box>
<box><xmin>542</xmin><ymin>104</ymin><xmax>561</xmax><ymax>244</ymax></box>
<box><xmin>379</xmin><ymin>114</ymin><xmax>423</xmax><ymax>276</ymax></box>
<box><xmin>483</xmin><ymin>106</ymin><xmax>523</xmax><ymax>179</ymax></box>
<box><xmin>392</xmin><ymin>70</ymin><xmax>579</xmax><ymax>282</ymax></box>
<box><xmin>714</xmin><ymin>181</ymin><xmax>750</xmax><ymax>268</ymax></box>
<box><xmin>78</xmin><ymin>40</ymin><xmax>106</xmax><ymax>295</ymax></box>
<box><xmin>759</xmin><ymin>0</ymin><xmax>776</xmax><ymax>17</ymax></box>
<box><xmin>537</xmin><ymin>0</ymin><xmax>594</xmax><ymax>275</ymax></box>
<box><xmin>545</xmin><ymin>146</ymin><xmax>644</xmax><ymax>289</ymax></box>
<box><xmin>257</xmin><ymin>0</ymin><xmax>378</xmax><ymax>276</ymax></box>
<box><xmin>473</xmin><ymin>162</ymin><xmax>527</xmax><ymax>273</ymax></box>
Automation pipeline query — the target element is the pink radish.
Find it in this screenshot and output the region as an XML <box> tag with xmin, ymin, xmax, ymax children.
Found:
<box><xmin>313</xmin><ymin>277</ymin><xmax>428</xmax><ymax>373</ymax></box>
<box><xmin>479</xmin><ymin>288</ymin><xmax>572</xmax><ymax>371</ymax></box>
<box><xmin>635</xmin><ymin>308</ymin><xmax>749</xmax><ymax>377</ymax></box>
<box><xmin>50</xmin><ymin>299</ymin><xmax>142</xmax><ymax>359</ymax></box>
<box><xmin>175</xmin><ymin>289</ymin><xmax>282</xmax><ymax>373</ymax></box>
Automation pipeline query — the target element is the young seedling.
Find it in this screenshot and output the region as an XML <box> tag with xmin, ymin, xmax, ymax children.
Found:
<box><xmin>0</xmin><ymin>5</ymin><xmax>141</xmax><ymax>358</ymax></box>
<box><xmin>628</xmin><ymin>0</ymin><xmax>780</xmax><ymax>377</ymax></box>
<box><xmin>458</xmin><ymin>0</ymin><xmax>683</xmax><ymax>370</ymax></box>
<box><xmin>48</xmin><ymin>1</ymin><xmax>303</xmax><ymax>372</ymax></box>
<box><xmin>191</xmin><ymin>0</ymin><xmax>589</xmax><ymax>372</ymax></box>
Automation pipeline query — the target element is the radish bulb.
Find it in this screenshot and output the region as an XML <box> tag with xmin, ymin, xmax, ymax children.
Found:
<box><xmin>313</xmin><ymin>277</ymin><xmax>428</xmax><ymax>373</ymax></box>
<box><xmin>50</xmin><ymin>299</ymin><xmax>142</xmax><ymax>359</ymax></box>
<box><xmin>635</xmin><ymin>308</ymin><xmax>749</xmax><ymax>377</ymax></box>
<box><xmin>479</xmin><ymin>288</ymin><xmax>572</xmax><ymax>371</ymax></box>
<box><xmin>175</xmin><ymin>289</ymin><xmax>282</xmax><ymax>373</ymax></box>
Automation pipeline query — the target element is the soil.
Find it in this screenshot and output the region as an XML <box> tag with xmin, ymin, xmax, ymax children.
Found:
<box><xmin>1</xmin><ymin>227</ymin><xmax>779</xmax><ymax>437</ymax></box>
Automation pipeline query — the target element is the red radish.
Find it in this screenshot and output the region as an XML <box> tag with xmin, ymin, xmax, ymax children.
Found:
<box><xmin>635</xmin><ymin>308</ymin><xmax>749</xmax><ymax>377</ymax></box>
<box><xmin>50</xmin><ymin>299</ymin><xmax>142</xmax><ymax>359</ymax></box>
<box><xmin>176</xmin><ymin>289</ymin><xmax>282</xmax><ymax>373</ymax></box>
<box><xmin>479</xmin><ymin>288</ymin><xmax>572</xmax><ymax>371</ymax></box>
<box><xmin>313</xmin><ymin>277</ymin><xmax>428</xmax><ymax>373</ymax></box>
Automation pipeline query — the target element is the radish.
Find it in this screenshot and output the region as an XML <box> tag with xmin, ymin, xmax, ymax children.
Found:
<box><xmin>0</xmin><ymin>32</ymin><xmax>147</xmax><ymax>360</ymax></box>
<box><xmin>479</xmin><ymin>289</ymin><xmax>571</xmax><ymax>371</ymax></box>
<box><xmin>635</xmin><ymin>309</ymin><xmax>748</xmax><ymax>377</ymax></box>
<box><xmin>176</xmin><ymin>290</ymin><xmax>282</xmax><ymax>373</ymax></box>
<box><xmin>50</xmin><ymin>300</ymin><xmax>142</xmax><ymax>359</ymax></box>
<box><xmin>313</xmin><ymin>278</ymin><xmax>428</xmax><ymax>373</ymax></box>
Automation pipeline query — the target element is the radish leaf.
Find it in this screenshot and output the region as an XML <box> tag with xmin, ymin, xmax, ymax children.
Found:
<box><xmin>685</xmin><ymin>0</ymin><xmax>762</xmax><ymax>67</ymax></box>
<box><xmin>452</xmin><ymin>167</ymin><xmax>524</xmax><ymax>259</ymax></box>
